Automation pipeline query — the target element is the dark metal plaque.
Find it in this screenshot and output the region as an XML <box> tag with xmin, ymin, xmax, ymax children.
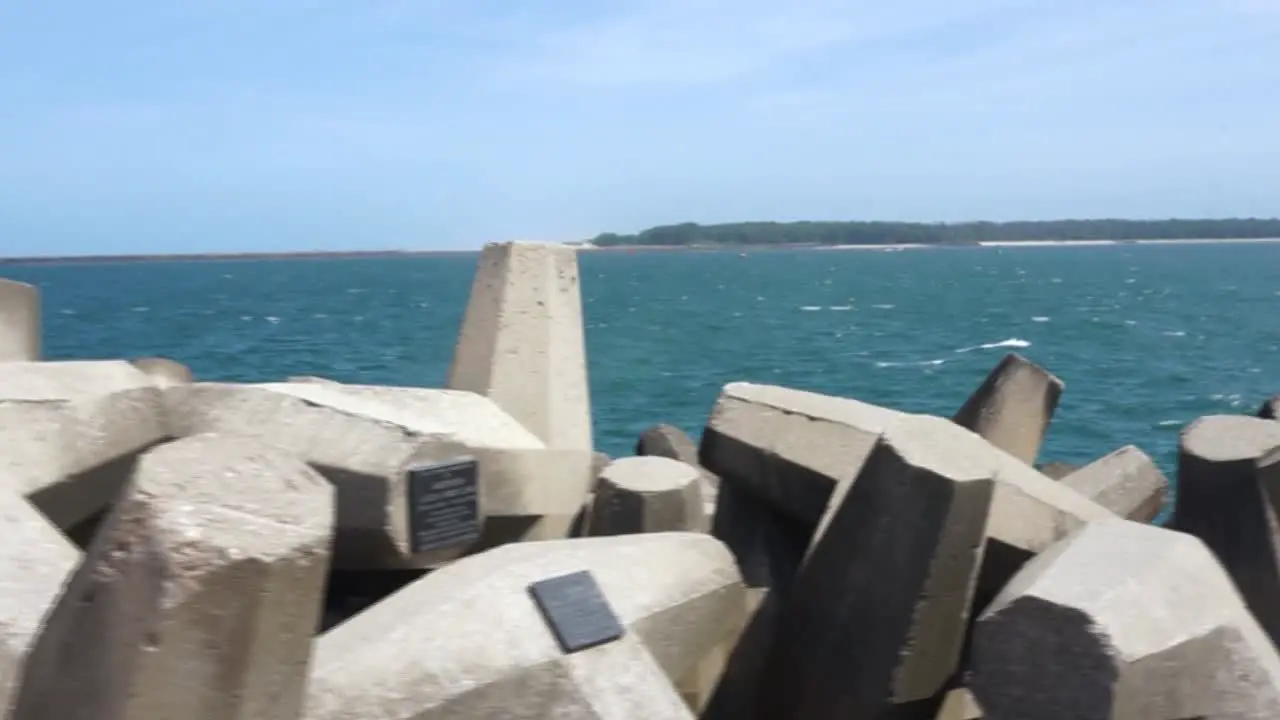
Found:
<box><xmin>528</xmin><ymin>570</ymin><xmax>625</xmax><ymax>653</ymax></box>
<box><xmin>406</xmin><ymin>457</ymin><xmax>480</xmax><ymax>554</ymax></box>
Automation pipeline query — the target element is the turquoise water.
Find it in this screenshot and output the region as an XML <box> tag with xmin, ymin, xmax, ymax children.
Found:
<box><xmin>4</xmin><ymin>243</ymin><xmax>1277</xmax><ymax>480</ymax></box>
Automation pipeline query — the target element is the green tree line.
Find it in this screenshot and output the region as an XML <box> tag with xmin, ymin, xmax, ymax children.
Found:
<box><xmin>588</xmin><ymin>219</ymin><xmax>1280</xmax><ymax>247</ymax></box>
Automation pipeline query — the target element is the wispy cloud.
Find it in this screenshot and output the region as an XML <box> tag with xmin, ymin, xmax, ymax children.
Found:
<box><xmin>482</xmin><ymin>0</ymin><xmax>1038</xmax><ymax>89</ymax></box>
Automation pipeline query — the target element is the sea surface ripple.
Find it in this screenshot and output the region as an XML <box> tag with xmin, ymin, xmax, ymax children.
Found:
<box><xmin>5</xmin><ymin>243</ymin><xmax>1277</xmax><ymax>491</ymax></box>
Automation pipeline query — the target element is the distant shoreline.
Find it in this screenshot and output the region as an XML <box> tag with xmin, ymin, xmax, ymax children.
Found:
<box><xmin>2</xmin><ymin>237</ymin><xmax>1278</xmax><ymax>267</ymax></box>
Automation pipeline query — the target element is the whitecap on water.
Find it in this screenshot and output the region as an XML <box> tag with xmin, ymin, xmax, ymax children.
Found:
<box><xmin>1031</xmin><ymin>316</ymin><xmax>1050</xmax><ymax>322</ymax></box>
<box><xmin>828</xmin><ymin>305</ymin><xmax>853</xmax><ymax>311</ymax></box>
<box><xmin>872</xmin><ymin>304</ymin><xmax>895</xmax><ymax>310</ymax></box>
<box><xmin>1162</xmin><ymin>330</ymin><xmax>1186</xmax><ymax>337</ymax></box>
<box><xmin>800</xmin><ymin>306</ymin><xmax>822</xmax><ymax>311</ymax></box>
<box><xmin>131</xmin><ymin>306</ymin><xmax>149</xmax><ymax>312</ymax></box>
<box><xmin>876</xmin><ymin>359</ymin><xmax>946</xmax><ymax>368</ymax></box>
<box><xmin>265</xmin><ymin>316</ymin><xmax>281</xmax><ymax>324</ymax></box>
<box><xmin>954</xmin><ymin>338</ymin><xmax>1031</xmax><ymax>353</ymax></box>
<box><xmin>1155</xmin><ymin>419</ymin><xmax>1182</xmax><ymax>427</ymax></box>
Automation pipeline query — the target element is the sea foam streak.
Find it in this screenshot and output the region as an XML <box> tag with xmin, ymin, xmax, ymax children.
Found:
<box><xmin>876</xmin><ymin>358</ymin><xmax>946</xmax><ymax>368</ymax></box>
<box><xmin>954</xmin><ymin>338</ymin><xmax>1032</xmax><ymax>353</ymax></box>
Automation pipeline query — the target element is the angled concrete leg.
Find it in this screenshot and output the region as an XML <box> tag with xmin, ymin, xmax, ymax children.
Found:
<box><xmin>970</xmin><ymin>518</ymin><xmax>1280</xmax><ymax>719</ymax></box>
<box><xmin>1058</xmin><ymin>444</ymin><xmax>1169</xmax><ymax>522</ymax></box>
<box><xmin>0</xmin><ymin>490</ymin><xmax>79</xmax><ymax>713</ymax></box>
<box><xmin>305</xmin><ymin>533</ymin><xmax>744</xmax><ymax>719</ymax></box>
<box><xmin>754</xmin><ymin>414</ymin><xmax>996</xmax><ymax>719</ymax></box>
<box><xmin>952</xmin><ymin>352</ymin><xmax>1063</xmax><ymax>466</ymax></box>
<box><xmin>0</xmin><ymin>278</ymin><xmax>39</xmax><ymax>362</ymax></box>
<box><xmin>13</xmin><ymin>433</ymin><xmax>335</xmax><ymax>720</ymax></box>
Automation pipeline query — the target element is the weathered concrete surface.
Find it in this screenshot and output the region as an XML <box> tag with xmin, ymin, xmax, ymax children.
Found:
<box><xmin>753</xmin><ymin>413</ymin><xmax>996</xmax><ymax>720</ymax></box>
<box><xmin>952</xmin><ymin>352</ymin><xmax>1063</xmax><ymax>466</ymax></box>
<box><xmin>0</xmin><ymin>489</ymin><xmax>79</xmax><ymax>713</ymax></box>
<box><xmin>288</xmin><ymin>375</ymin><xmax>340</xmax><ymax>385</ymax></box>
<box><xmin>1059</xmin><ymin>444</ymin><xmax>1169</xmax><ymax>522</ymax></box>
<box><xmin>0</xmin><ymin>360</ymin><xmax>166</xmax><ymax>528</ymax></box>
<box><xmin>1261</xmin><ymin>395</ymin><xmax>1279</xmax><ymax>420</ymax></box>
<box><xmin>1036</xmin><ymin>460</ymin><xmax>1079</xmax><ymax>480</ymax></box>
<box><xmin>935</xmin><ymin>689</ymin><xmax>982</xmax><ymax>720</ymax></box>
<box><xmin>164</xmin><ymin>382</ymin><xmax>592</xmax><ymax>568</ymax></box>
<box><xmin>447</xmin><ymin>241</ymin><xmax>593</xmax><ymax>452</ymax></box>
<box><xmin>700</xmin><ymin>382</ymin><xmax>901</xmax><ymax>525</ymax></box>
<box><xmin>129</xmin><ymin>357</ymin><xmax>193</xmax><ymax>387</ymax></box>
<box><xmin>305</xmin><ymin>533</ymin><xmax>744</xmax><ymax>720</ymax></box>
<box><xmin>1173</xmin><ymin>414</ymin><xmax>1280</xmax><ymax>646</ymax></box>
<box><xmin>14</xmin><ymin>433</ymin><xmax>335</xmax><ymax>720</ymax></box>
<box><xmin>0</xmin><ymin>278</ymin><xmax>39</xmax><ymax>362</ymax></box>
<box><xmin>700</xmin><ymin>484</ymin><xmax>812</xmax><ymax>720</ymax></box>
<box><xmin>588</xmin><ymin>456</ymin><xmax>704</xmax><ymax>536</ymax></box>
<box><xmin>971</xmin><ymin>517</ymin><xmax>1280</xmax><ymax>719</ymax></box>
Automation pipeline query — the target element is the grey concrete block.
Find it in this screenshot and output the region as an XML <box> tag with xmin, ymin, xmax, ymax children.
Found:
<box><xmin>953</xmin><ymin>352</ymin><xmax>1063</xmax><ymax>466</ymax></box>
<box><xmin>0</xmin><ymin>278</ymin><xmax>39</xmax><ymax>362</ymax></box>
<box><xmin>1260</xmin><ymin>395</ymin><xmax>1278</xmax><ymax>420</ymax></box>
<box><xmin>305</xmin><ymin>532</ymin><xmax>745</xmax><ymax>720</ymax></box>
<box><xmin>640</xmin><ymin>423</ymin><xmax>720</xmax><ymax>524</ymax></box>
<box><xmin>587</xmin><ymin>457</ymin><xmax>704</xmax><ymax>536</ymax></box>
<box><xmin>636</xmin><ymin>424</ymin><xmax>699</xmax><ymax>465</ymax></box>
<box><xmin>700</xmin><ymin>382</ymin><xmax>901</xmax><ymax>525</ymax></box>
<box><xmin>970</xmin><ymin>517</ymin><xmax>1280</xmax><ymax>719</ymax></box>
<box><xmin>0</xmin><ymin>360</ymin><xmax>167</xmax><ymax>528</ymax></box>
<box><xmin>1173</xmin><ymin>414</ymin><xmax>1280</xmax><ymax>646</ymax></box>
<box><xmin>129</xmin><ymin>357</ymin><xmax>193</xmax><ymax>387</ymax></box>
<box><xmin>447</xmin><ymin>241</ymin><xmax>593</xmax><ymax>452</ymax></box>
<box><xmin>164</xmin><ymin>382</ymin><xmax>593</xmax><ymax>568</ymax></box>
<box><xmin>0</xmin><ymin>489</ymin><xmax>79</xmax><ymax>713</ymax></box>
<box><xmin>288</xmin><ymin>375</ymin><xmax>341</xmax><ymax>385</ymax></box>
<box><xmin>753</xmin><ymin>413</ymin><xmax>997</xmax><ymax>719</ymax></box>
<box><xmin>1059</xmin><ymin>444</ymin><xmax>1169</xmax><ymax>522</ymax></box>
<box><xmin>14</xmin><ymin>433</ymin><xmax>335</xmax><ymax>720</ymax></box>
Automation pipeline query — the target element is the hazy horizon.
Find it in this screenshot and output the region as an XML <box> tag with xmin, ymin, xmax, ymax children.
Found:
<box><xmin>3</xmin><ymin>1</ymin><xmax>1279</xmax><ymax>257</ymax></box>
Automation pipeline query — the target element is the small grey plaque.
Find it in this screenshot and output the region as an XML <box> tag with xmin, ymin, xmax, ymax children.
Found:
<box><xmin>406</xmin><ymin>457</ymin><xmax>480</xmax><ymax>554</ymax></box>
<box><xmin>528</xmin><ymin>570</ymin><xmax>625</xmax><ymax>653</ymax></box>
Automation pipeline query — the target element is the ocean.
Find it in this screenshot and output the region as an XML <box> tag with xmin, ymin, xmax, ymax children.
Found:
<box><xmin>4</xmin><ymin>242</ymin><xmax>1277</xmax><ymax>489</ymax></box>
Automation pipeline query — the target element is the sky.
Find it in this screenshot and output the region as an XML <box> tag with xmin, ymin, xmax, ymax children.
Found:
<box><xmin>2</xmin><ymin>1</ymin><xmax>1279</xmax><ymax>256</ymax></box>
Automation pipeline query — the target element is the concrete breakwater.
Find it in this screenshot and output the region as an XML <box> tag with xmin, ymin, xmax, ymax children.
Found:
<box><xmin>0</xmin><ymin>241</ymin><xmax>1278</xmax><ymax>719</ymax></box>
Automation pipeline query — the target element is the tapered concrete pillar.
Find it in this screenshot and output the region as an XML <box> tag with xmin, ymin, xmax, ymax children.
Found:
<box><xmin>953</xmin><ymin>352</ymin><xmax>1063</xmax><ymax>466</ymax></box>
<box><xmin>447</xmin><ymin>241</ymin><xmax>592</xmax><ymax>452</ymax></box>
<box><xmin>971</xmin><ymin>518</ymin><xmax>1280</xmax><ymax>719</ymax></box>
<box><xmin>0</xmin><ymin>490</ymin><xmax>79</xmax><ymax>714</ymax></box>
<box><xmin>0</xmin><ymin>278</ymin><xmax>39</xmax><ymax>362</ymax></box>
<box><xmin>13</xmin><ymin>433</ymin><xmax>335</xmax><ymax>720</ymax></box>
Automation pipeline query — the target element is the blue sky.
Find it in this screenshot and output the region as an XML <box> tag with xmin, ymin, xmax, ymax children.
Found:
<box><xmin>2</xmin><ymin>1</ymin><xmax>1279</xmax><ymax>256</ymax></box>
